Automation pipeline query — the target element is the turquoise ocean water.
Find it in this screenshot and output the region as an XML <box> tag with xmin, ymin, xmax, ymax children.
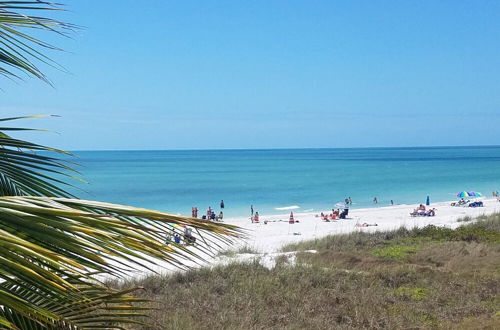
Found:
<box><xmin>67</xmin><ymin>146</ymin><xmax>500</xmax><ymax>217</ymax></box>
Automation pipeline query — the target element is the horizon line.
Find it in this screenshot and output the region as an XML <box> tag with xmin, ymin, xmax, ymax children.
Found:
<box><xmin>67</xmin><ymin>144</ymin><xmax>500</xmax><ymax>152</ymax></box>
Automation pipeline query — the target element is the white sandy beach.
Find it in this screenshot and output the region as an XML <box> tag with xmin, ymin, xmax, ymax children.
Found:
<box><xmin>221</xmin><ymin>198</ymin><xmax>500</xmax><ymax>254</ymax></box>
<box><xmin>124</xmin><ymin>197</ymin><xmax>500</xmax><ymax>278</ymax></box>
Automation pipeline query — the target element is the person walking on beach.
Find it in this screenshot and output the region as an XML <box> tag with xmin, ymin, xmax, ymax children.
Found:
<box><xmin>391</xmin><ymin>200</ymin><xmax>394</xmax><ymax>205</ymax></box>
<box><xmin>373</xmin><ymin>197</ymin><xmax>378</xmax><ymax>204</ymax></box>
<box><xmin>251</xmin><ymin>205</ymin><xmax>254</xmax><ymax>216</ymax></box>
<box><xmin>220</xmin><ymin>200</ymin><xmax>225</xmax><ymax>209</ymax></box>
<box><xmin>207</xmin><ymin>206</ymin><xmax>212</xmax><ymax>220</ymax></box>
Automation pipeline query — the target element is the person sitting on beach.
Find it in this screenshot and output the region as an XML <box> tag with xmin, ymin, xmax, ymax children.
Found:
<box><xmin>356</xmin><ymin>222</ymin><xmax>378</xmax><ymax>227</ymax></box>
<box><xmin>218</xmin><ymin>211</ymin><xmax>224</xmax><ymax>221</ymax></box>
<box><xmin>183</xmin><ymin>227</ymin><xmax>196</xmax><ymax>245</ymax></box>
<box><xmin>425</xmin><ymin>208</ymin><xmax>436</xmax><ymax>216</ymax></box>
<box><xmin>416</xmin><ymin>204</ymin><xmax>426</xmax><ymax>215</ymax></box>
<box><xmin>210</xmin><ymin>211</ymin><xmax>216</xmax><ymax>221</ymax></box>
<box><xmin>165</xmin><ymin>232</ymin><xmax>172</xmax><ymax>245</ymax></box>
<box><xmin>174</xmin><ymin>233</ymin><xmax>181</xmax><ymax>244</ymax></box>
<box><xmin>253</xmin><ymin>212</ymin><xmax>260</xmax><ymax>223</ymax></box>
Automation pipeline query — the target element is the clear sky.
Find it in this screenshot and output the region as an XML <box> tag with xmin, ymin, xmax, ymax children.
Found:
<box><xmin>2</xmin><ymin>0</ymin><xmax>500</xmax><ymax>150</ymax></box>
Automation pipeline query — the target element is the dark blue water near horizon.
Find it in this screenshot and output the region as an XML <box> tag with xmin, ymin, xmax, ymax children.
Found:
<box><xmin>66</xmin><ymin>146</ymin><xmax>500</xmax><ymax>217</ymax></box>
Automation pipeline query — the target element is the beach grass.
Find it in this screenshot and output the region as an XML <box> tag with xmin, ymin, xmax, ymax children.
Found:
<box><xmin>218</xmin><ymin>245</ymin><xmax>260</xmax><ymax>257</ymax></box>
<box><xmin>112</xmin><ymin>214</ymin><xmax>500</xmax><ymax>329</ymax></box>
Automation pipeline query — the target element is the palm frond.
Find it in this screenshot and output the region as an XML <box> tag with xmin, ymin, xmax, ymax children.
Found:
<box><xmin>0</xmin><ymin>115</ymin><xmax>81</xmax><ymax>197</ymax></box>
<box><xmin>0</xmin><ymin>114</ymin><xmax>244</xmax><ymax>328</ymax></box>
<box><xmin>0</xmin><ymin>196</ymin><xmax>243</xmax><ymax>328</ymax></box>
<box><xmin>0</xmin><ymin>1</ymin><xmax>75</xmax><ymax>83</ymax></box>
<box><xmin>0</xmin><ymin>280</ymin><xmax>151</xmax><ymax>330</ymax></box>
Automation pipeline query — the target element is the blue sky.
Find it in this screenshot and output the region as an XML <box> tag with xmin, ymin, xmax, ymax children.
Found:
<box><xmin>2</xmin><ymin>0</ymin><xmax>500</xmax><ymax>150</ymax></box>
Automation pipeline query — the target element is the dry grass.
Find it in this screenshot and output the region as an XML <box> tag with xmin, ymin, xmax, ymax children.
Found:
<box><xmin>112</xmin><ymin>215</ymin><xmax>500</xmax><ymax>329</ymax></box>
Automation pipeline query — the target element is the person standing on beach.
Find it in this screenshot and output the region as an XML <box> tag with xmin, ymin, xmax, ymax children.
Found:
<box><xmin>220</xmin><ymin>200</ymin><xmax>225</xmax><ymax>209</ymax></box>
<box><xmin>391</xmin><ymin>200</ymin><xmax>394</xmax><ymax>205</ymax></box>
<box><xmin>373</xmin><ymin>197</ymin><xmax>378</xmax><ymax>204</ymax></box>
<box><xmin>207</xmin><ymin>206</ymin><xmax>212</xmax><ymax>220</ymax></box>
<box><xmin>191</xmin><ymin>207</ymin><xmax>198</xmax><ymax>218</ymax></box>
<box><xmin>348</xmin><ymin>197</ymin><xmax>352</xmax><ymax>205</ymax></box>
<box><xmin>253</xmin><ymin>211</ymin><xmax>259</xmax><ymax>223</ymax></box>
<box><xmin>251</xmin><ymin>205</ymin><xmax>254</xmax><ymax>216</ymax></box>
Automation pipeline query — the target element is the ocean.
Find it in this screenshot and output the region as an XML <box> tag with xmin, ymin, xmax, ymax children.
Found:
<box><xmin>67</xmin><ymin>146</ymin><xmax>500</xmax><ymax>217</ymax></box>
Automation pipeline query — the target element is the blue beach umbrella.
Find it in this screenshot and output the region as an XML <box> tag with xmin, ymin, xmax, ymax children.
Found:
<box><xmin>468</xmin><ymin>191</ymin><xmax>482</xmax><ymax>197</ymax></box>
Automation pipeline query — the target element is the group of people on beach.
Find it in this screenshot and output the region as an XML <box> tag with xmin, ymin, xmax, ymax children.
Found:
<box><xmin>319</xmin><ymin>208</ymin><xmax>348</xmax><ymax>221</ymax></box>
<box><xmin>191</xmin><ymin>200</ymin><xmax>225</xmax><ymax>221</ymax></box>
<box><xmin>166</xmin><ymin>225</ymin><xmax>196</xmax><ymax>246</ymax></box>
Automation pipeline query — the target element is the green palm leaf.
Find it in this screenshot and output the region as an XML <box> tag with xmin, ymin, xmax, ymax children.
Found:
<box><xmin>1</xmin><ymin>2</ymin><xmax>244</xmax><ymax>328</ymax></box>
<box><xmin>0</xmin><ymin>115</ymin><xmax>82</xmax><ymax>197</ymax></box>
<box><xmin>0</xmin><ymin>116</ymin><xmax>244</xmax><ymax>328</ymax></box>
<box><xmin>0</xmin><ymin>1</ymin><xmax>74</xmax><ymax>83</ymax></box>
<box><xmin>0</xmin><ymin>196</ymin><xmax>242</xmax><ymax>329</ymax></box>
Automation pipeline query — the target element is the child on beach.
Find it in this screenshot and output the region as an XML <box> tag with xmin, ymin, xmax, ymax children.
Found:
<box><xmin>174</xmin><ymin>234</ymin><xmax>181</xmax><ymax>244</ymax></box>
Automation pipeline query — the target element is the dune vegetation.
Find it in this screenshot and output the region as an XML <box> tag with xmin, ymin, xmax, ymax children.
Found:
<box><xmin>115</xmin><ymin>214</ymin><xmax>500</xmax><ymax>329</ymax></box>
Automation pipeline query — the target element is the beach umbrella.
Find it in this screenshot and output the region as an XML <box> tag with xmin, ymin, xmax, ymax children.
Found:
<box><xmin>335</xmin><ymin>202</ymin><xmax>347</xmax><ymax>209</ymax></box>
<box><xmin>468</xmin><ymin>191</ymin><xmax>483</xmax><ymax>197</ymax></box>
<box><xmin>457</xmin><ymin>191</ymin><xmax>471</xmax><ymax>198</ymax></box>
<box><xmin>426</xmin><ymin>196</ymin><xmax>430</xmax><ymax>206</ymax></box>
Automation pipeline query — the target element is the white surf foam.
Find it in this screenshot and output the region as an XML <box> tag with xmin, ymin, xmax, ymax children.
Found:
<box><xmin>275</xmin><ymin>205</ymin><xmax>300</xmax><ymax>211</ymax></box>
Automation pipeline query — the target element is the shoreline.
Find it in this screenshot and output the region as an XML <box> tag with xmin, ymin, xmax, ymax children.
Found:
<box><xmin>117</xmin><ymin>197</ymin><xmax>500</xmax><ymax>278</ymax></box>
<box><xmin>219</xmin><ymin>197</ymin><xmax>500</xmax><ymax>254</ymax></box>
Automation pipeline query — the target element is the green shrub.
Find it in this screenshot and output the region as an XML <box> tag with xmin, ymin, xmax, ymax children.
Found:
<box><xmin>393</xmin><ymin>286</ymin><xmax>429</xmax><ymax>300</ymax></box>
<box><xmin>372</xmin><ymin>246</ymin><xmax>419</xmax><ymax>260</ymax></box>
